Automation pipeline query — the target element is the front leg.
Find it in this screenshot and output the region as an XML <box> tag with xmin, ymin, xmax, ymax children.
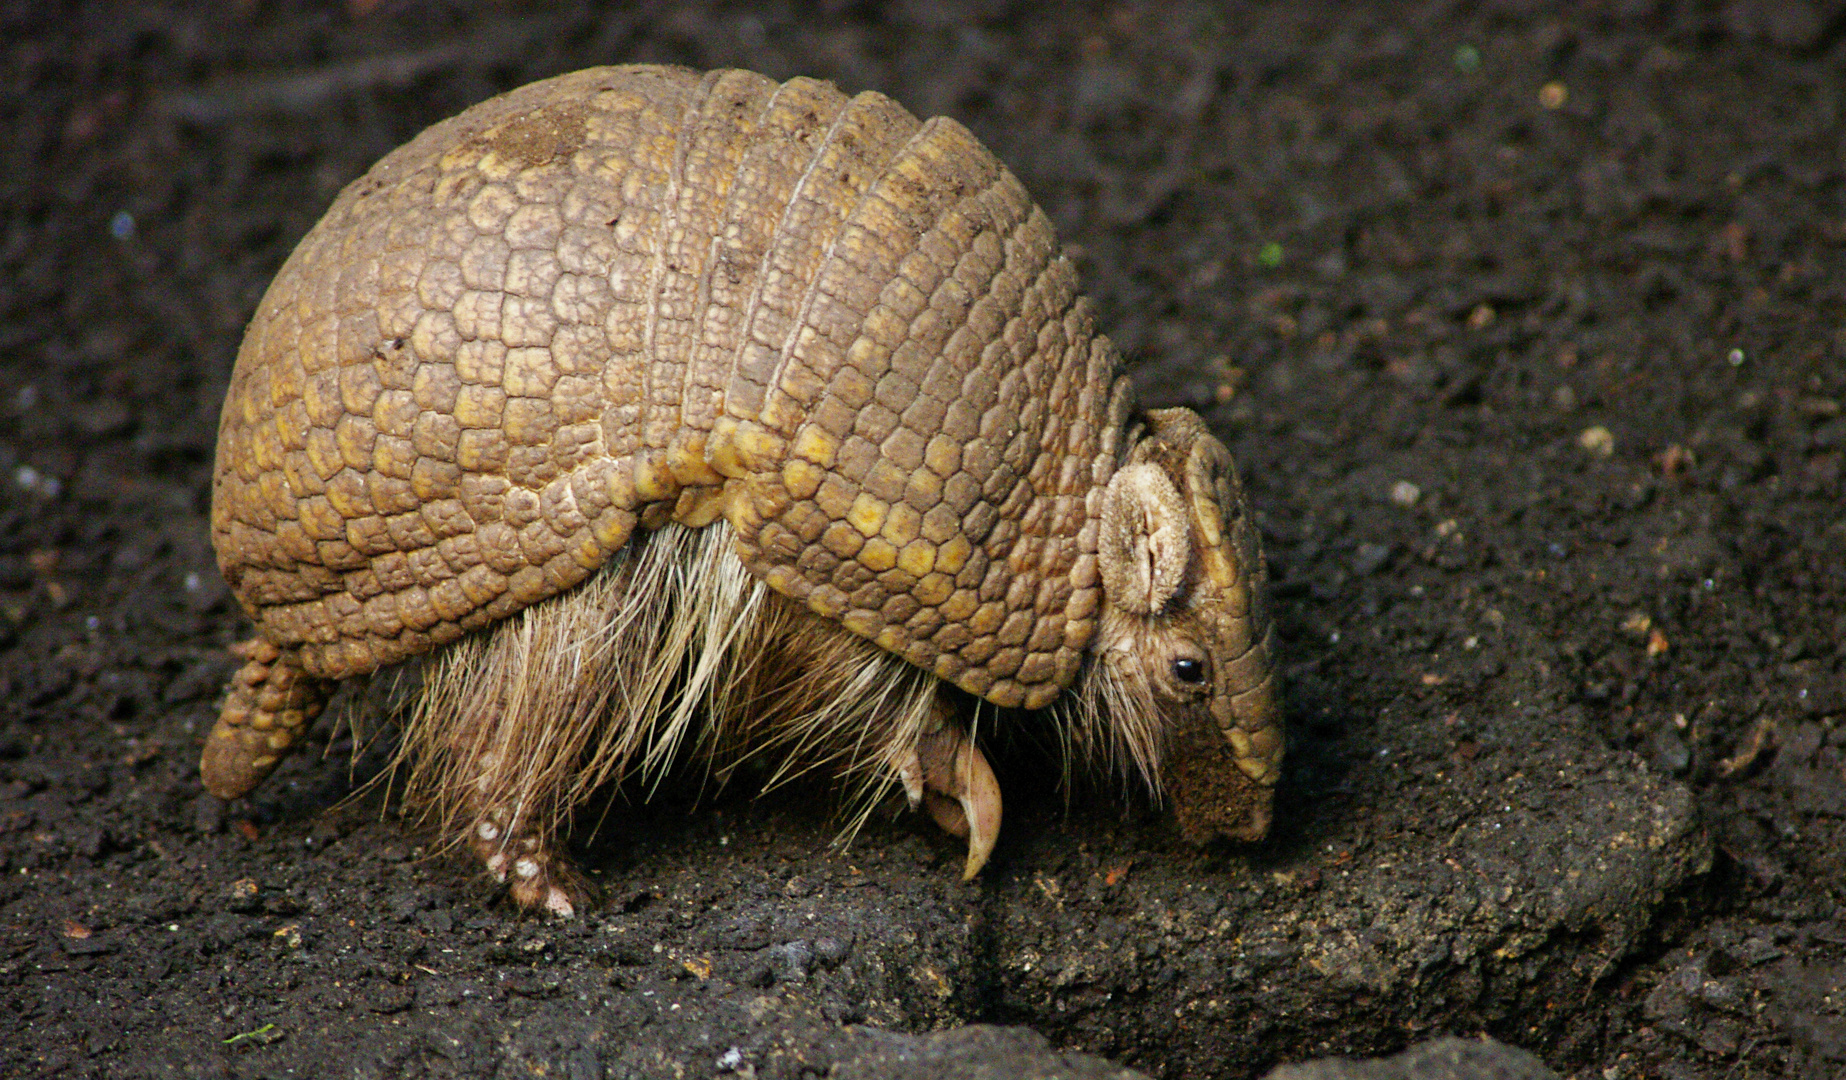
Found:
<box><xmin>893</xmin><ymin>702</ymin><xmax>1002</xmax><ymax>881</ymax></box>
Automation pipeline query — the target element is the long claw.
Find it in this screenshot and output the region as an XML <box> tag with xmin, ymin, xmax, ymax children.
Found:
<box><xmin>954</xmin><ymin>743</ymin><xmax>1001</xmax><ymax>881</ymax></box>
<box><xmin>915</xmin><ymin>733</ymin><xmax>1002</xmax><ymax>880</ymax></box>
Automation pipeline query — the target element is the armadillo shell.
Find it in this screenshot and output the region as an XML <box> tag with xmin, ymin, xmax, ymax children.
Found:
<box><xmin>212</xmin><ymin>65</ymin><xmax>1135</xmax><ymax>711</ymax></box>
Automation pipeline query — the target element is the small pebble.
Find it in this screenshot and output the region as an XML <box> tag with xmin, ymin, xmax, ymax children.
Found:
<box><xmin>109</xmin><ymin>210</ymin><xmax>135</xmax><ymax>241</ymax></box>
<box><xmin>814</xmin><ymin>933</ymin><xmax>855</xmax><ymax>967</ymax></box>
<box><xmin>227</xmin><ymin>878</ymin><xmax>261</xmax><ymax>912</ymax></box>
<box><xmin>1350</xmin><ymin>542</ymin><xmax>1394</xmax><ymax>576</ymax></box>
<box><xmin>1578</xmin><ymin>425</ymin><xmax>1615</xmax><ymax>457</ymax></box>
<box><xmin>1389</xmin><ymin>480</ymin><xmax>1421</xmax><ymax>507</ymax></box>
<box><xmin>1655</xmin><ymin>444</ymin><xmax>1694</xmax><ymax>474</ymax></box>
<box><xmin>1649</xmin><ymin>725</ymin><xmax>1690</xmax><ymax>775</ymax></box>
<box><xmin>389</xmin><ymin>890</ymin><xmax>427</xmax><ymax>922</ymax></box>
<box><xmin>192</xmin><ymin>793</ymin><xmax>225</xmax><ymax>835</ymax></box>
<box><xmin>1538</xmin><ymin>81</ymin><xmax>1568</xmax><ymax>109</ymax></box>
<box><xmin>774</xmin><ymin>939</ymin><xmax>814</xmax><ymax>983</ymax></box>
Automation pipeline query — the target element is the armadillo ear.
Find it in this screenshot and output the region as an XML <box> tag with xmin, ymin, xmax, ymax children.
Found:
<box><xmin>1099</xmin><ymin>462</ymin><xmax>1192</xmax><ymax>614</ymax></box>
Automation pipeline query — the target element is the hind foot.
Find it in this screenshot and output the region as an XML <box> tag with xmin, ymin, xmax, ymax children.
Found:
<box><xmin>468</xmin><ymin>811</ymin><xmax>591</xmax><ymax>917</ymax></box>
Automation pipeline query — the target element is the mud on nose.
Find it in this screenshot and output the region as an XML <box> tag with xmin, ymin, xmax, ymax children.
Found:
<box><xmin>1170</xmin><ymin>631</ymin><xmax>1283</xmax><ymax>845</ymax></box>
<box><xmin>1166</xmin><ymin>711</ymin><xmax>1279</xmax><ymax>845</ymax></box>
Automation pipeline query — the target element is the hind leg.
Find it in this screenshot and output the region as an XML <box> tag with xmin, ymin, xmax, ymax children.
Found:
<box><xmin>460</xmin><ymin>740</ymin><xmax>590</xmax><ymax>917</ymax></box>
<box><xmin>408</xmin><ymin>561</ymin><xmax>659</xmax><ymax>918</ymax></box>
<box><xmin>426</xmin><ymin>690</ymin><xmax>587</xmax><ymax>919</ymax></box>
<box><xmin>414</xmin><ymin>652</ymin><xmax>595</xmax><ymax>918</ymax></box>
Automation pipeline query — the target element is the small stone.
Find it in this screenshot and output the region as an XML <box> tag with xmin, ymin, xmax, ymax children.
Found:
<box><xmin>363</xmin><ymin>985</ymin><xmax>416</xmax><ymax>1014</ymax></box>
<box><xmin>1389</xmin><ymin>480</ymin><xmax>1421</xmax><ymax>507</ymax></box>
<box><xmin>1350</xmin><ymin>542</ymin><xmax>1394</xmax><ymax>577</ymax></box>
<box><xmin>775</xmin><ymin>939</ymin><xmax>814</xmax><ymax>984</ymax></box>
<box><xmin>61</xmin><ymin>926</ymin><xmax>114</xmax><ymax>957</ymax></box>
<box><xmin>389</xmin><ymin>890</ymin><xmax>427</xmax><ymax>922</ymax></box>
<box><xmin>1655</xmin><ymin>444</ymin><xmax>1694</xmax><ymax>474</ymax></box>
<box><xmin>227</xmin><ymin>878</ymin><xmax>261</xmax><ymax>912</ymax></box>
<box><xmin>814</xmin><ymin>933</ymin><xmax>855</xmax><ymax>968</ymax></box>
<box><xmin>1578</xmin><ymin>425</ymin><xmax>1615</xmax><ymax>457</ymax></box>
<box><xmin>1648</xmin><ymin>725</ymin><xmax>1690</xmax><ymax>775</ymax></box>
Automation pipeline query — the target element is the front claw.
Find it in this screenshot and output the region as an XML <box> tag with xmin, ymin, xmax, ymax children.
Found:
<box><xmin>911</xmin><ymin>729</ymin><xmax>1002</xmax><ymax>881</ymax></box>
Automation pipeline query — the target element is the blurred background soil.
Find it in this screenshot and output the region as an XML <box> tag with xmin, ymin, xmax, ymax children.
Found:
<box><xmin>1</xmin><ymin>2</ymin><xmax>1843</xmax><ymax>1078</ymax></box>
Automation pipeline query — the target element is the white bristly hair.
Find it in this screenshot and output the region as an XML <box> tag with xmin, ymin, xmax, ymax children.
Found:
<box><xmin>1047</xmin><ymin>606</ymin><xmax>1168</xmax><ymax>801</ymax></box>
<box><xmin>400</xmin><ymin>522</ymin><xmax>945</xmax><ymax>858</ymax></box>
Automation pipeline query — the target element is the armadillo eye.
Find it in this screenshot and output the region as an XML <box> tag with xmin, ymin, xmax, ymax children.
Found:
<box><xmin>1172</xmin><ymin>657</ymin><xmax>1205</xmax><ymax>685</ymax></box>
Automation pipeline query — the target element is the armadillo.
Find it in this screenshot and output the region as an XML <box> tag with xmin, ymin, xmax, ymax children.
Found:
<box><xmin>206</xmin><ymin>65</ymin><xmax>1282</xmax><ymax>915</ymax></box>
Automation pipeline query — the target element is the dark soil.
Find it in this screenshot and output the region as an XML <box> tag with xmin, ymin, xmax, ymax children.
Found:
<box><xmin>2</xmin><ymin>2</ymin><xmax>1843</xmax><ymax>1078</ymax></box>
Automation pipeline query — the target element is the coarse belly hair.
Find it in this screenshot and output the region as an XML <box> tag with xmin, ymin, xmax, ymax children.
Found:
<box><xmin>396</xmin><ymin>519</ymin><xmax>1158</xmax><ymax>858</ymax></box>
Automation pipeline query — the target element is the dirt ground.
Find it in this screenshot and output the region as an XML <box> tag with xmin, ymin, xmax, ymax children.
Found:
<box><xmin>2</xmin><ymin>2</ymin><xmax>1843</xmax><ymax>1078</ymax></box>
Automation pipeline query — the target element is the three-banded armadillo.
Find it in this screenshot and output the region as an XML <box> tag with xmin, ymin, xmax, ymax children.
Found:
<box><xmin>206</xmin><ymin>65</ymin><xmax>1282</xmax><ymax>915</ymax></box>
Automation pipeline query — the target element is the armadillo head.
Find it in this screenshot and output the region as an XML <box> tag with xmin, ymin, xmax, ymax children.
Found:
<box><xmin>1092</xmin><ymin>408</ymin><xmax>1283</xmax><ymax>844</ymax></box>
